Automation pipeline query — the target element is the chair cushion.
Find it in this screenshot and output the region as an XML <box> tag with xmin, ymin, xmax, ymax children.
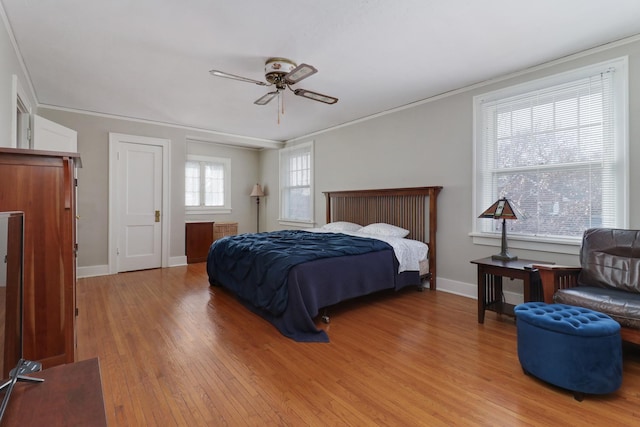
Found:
<box><xmin>554</xmin><ymin>286</ymin><xmax>640</xmax><ymax>329</ymax></box>
<box><xmin>579</xmin><ymin>228</ymin><xmax>640</xmax><ymax>293</ymax></box>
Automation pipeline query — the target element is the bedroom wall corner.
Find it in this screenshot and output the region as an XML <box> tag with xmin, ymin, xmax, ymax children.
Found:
<box><xmin>36</xmin><ymin>108</ymin><xmax>263</xmax><ymax>272</ymax></box>
<box><xmin>258</xmin><ymin>147</ymin><xmax>281</xmax><ymax>232</ymax></box>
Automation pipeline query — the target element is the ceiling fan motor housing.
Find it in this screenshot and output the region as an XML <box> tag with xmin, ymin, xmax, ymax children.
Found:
<box><xmin>265</xmin><ymin>57</ymin><xmax>296</xmax><ymax>88</ymax></box>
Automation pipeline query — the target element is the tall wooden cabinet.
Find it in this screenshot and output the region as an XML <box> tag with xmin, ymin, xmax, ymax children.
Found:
<box><xmin>0</xmin><ymin>148</ymin><xmax>79</xmax><ymax>368</ymax></box>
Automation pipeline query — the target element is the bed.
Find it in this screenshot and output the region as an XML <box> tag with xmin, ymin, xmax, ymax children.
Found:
<box><xmin>207</xmin><ymin>186</ymin><xmax>442</xmax><ymax>342</ymax></box>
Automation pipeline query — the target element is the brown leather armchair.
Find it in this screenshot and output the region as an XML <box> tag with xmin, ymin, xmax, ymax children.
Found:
<box><xmin>534</xmin><ymin>228</ymin><xmax>640</xmax><ymax>345</ymax></box>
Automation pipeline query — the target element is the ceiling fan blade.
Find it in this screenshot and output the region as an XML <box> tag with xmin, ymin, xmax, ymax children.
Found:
<box><xmin>254</xmin><ymin>91</ymin><xmax>280</xmax><ymax>105</ymax></box>
<box><xmin>284</xmin><ymin>63</ymin><xmax>318</xmax><ymax>85</ymax></box>
<box><xmin>209</xmin><ymin>69</ymin><xmax>267</xmax><ymax>86</ymax></box>
<box><xmin>293</xmin><ymin>88</ymin><xmax>338</xmax><ymax>105</ymax></box>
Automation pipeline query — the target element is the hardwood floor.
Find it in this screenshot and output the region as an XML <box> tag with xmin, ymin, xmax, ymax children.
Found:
<box><xmin>77</xmin><ymin>264</ymin><xmax>640</xmax><ymax>426</ymax></box>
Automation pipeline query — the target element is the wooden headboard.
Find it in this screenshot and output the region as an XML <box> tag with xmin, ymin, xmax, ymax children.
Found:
<box><xmin>323</xmin><ymin>186</ymin><xmax>443</xmax><ymax>290</ymax></box>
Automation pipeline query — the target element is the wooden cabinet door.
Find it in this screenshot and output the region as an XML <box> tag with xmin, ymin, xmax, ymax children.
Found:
<box><xmin>0</xmin><ymin>149</ymin><xmax>77</xmax><ymax>367</ymax></box>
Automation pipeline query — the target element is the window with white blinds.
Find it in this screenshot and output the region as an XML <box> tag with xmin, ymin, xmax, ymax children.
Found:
<box><xmin>279</xmin><ymin>141</ymin><xmax>314</xmax><ymax>223</ymax></box>
<box><xmin>185</xmin><ymin>155</ymin><xmax>231</xmax><ymax>214</ymax></box>
<box><xmin>473</xmin><ymin>57</ymin><xmax>628</xmax><ymax>247</ymax></box>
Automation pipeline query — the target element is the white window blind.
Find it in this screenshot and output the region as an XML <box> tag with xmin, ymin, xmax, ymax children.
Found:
<box><xmin>474</xmin><ymin>58</ymin><xmax>628</xmax><ymax>244</ymax></box>
<box><xmin>279</xmin><ymin>141</ymin><xmax>314</xmax><ymax>223</ymax></box>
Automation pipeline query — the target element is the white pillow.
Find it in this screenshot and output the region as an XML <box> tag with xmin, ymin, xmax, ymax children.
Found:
<box><xmin>322</xmin><ymin>221</ymin><xmax>363</xmax><ymax>232</ymax></box>
<box><xmin>359</xmin><ymin>223</ymin><xmax>410</xmax><ymax>238</ymax></box>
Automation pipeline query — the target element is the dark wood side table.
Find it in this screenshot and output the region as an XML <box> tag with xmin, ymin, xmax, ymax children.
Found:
<box><xmin>186</xmin><ymin>221</ymin><xmax>214</xmax><ymax>263</ymax></box>
<box><xmin>1</xmin><ymin>357</ymin><xmax>107</xmax><ymax>426</ymax></box>
<box><xmin>471</xmin><ymin>257</ymin><xmax>551</xmax><ymax>324</ymax></box>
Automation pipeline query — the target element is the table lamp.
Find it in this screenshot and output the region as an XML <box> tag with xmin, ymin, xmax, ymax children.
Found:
<box><xmin>478</xmin><ymin>197</ymin><xmax>521</xmax><ymax>261</ymax></box>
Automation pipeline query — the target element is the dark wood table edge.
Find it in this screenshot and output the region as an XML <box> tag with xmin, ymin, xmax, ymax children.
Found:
<box><xmin>1</xmin><ymin>357</ymin><xmax>107</xmax><ymax>426</ymax></box>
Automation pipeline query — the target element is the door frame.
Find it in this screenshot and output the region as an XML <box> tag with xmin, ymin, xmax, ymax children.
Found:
<box><xmin>108</xmin><ymin>133</ymin><xmax>171</xmax><ymax>274</ymax></box>
<box><xmin>10</xmin><ymin>74</ymin><xmax>32</xmax><ymax>149</ymax></box>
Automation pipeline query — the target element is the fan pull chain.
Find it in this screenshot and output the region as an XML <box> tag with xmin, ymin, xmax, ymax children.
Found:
<box><xmin>277</xmin><ymin>92</ymin><xmax>281</xmax><ymax>124</ymax></box>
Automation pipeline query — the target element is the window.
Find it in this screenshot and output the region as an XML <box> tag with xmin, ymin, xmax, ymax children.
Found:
<box><xmin>279</xmin><ymin>141</ymin><xmax>314</xmax><ymax>224</ymax></box>
<box><xmin>185</xmin><ymin>155</ymin><xmax>231</xmax><ymax>214</ymax></box>
<box><xmin>473</xmin><ymin>58</ymin><xmax>628</xmax><ymax>251</ymax></box>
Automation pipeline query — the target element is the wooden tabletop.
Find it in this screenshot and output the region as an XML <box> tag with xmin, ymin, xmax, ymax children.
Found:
<box><xmin>1</xmin><ymin>358</ymin><xmax>107</xmax><ymax>426</ymax></box>
<box><xmin>470</xmin><ymin>257</ymin><xmax>553</xmax><ymax>271</ymax></box>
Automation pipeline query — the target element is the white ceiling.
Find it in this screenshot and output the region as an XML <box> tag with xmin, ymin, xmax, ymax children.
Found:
<box><xmin>3</xmin><ymin>1</ymin><xmax>640</xmax><ymax>143</ymax></box>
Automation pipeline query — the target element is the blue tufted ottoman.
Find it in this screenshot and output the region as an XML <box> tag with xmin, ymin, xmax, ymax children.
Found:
<box><xmin>515</xmin><ymin>302</ymin><xmax>622</xmax><ymax>401</ymax></box>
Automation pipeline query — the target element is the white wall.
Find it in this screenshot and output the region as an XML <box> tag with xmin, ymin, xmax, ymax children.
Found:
<box><xmin>0</xmin><ymin>7</ymin><xmax>34</xmax><ymax>147</ymax></box>
<box><xmin>36</xmin><ymin>108</ymin><xmax>263</xmax><ymax>271</ymax></box>
<box><xmin>259</xmin><ymin>37</ymin><xmax>640</xmax><ymax>300</ymax></box>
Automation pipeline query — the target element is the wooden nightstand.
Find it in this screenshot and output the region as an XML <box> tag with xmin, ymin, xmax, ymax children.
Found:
<box><xmin>471</xmin><ymin>257</ymin><xmax>551</xmax><ymax>324</ymax></box>
<box><xmin>185</xmin><ymin>221</ymin><xmax>214</xmax><ymax>264</ymax></box>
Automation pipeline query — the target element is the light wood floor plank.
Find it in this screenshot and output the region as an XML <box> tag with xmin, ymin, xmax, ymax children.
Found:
<box><xmin>77</xmin><ymin>264</ymin><xmax>640</xmax><ymax>426</ymax></box>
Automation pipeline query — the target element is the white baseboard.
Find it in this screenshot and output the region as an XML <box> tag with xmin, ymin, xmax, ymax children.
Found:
<box><xmin>436</xmin><ymin>277</ymin><xmax>524</xmax><ymax>305</ymax></box>
<box><xmin>77</xmin><ymin>265</ymin><xmax>110</xmax><ymax>278</ymax></box>
<box><xmin>78</xmin><ymin>256</ymin><xmax>188</xmax><ymax>279</ymax></box>
<box><xmin>169</xmin><ymin>256</ymin><xmax>187</xmax><ymax>267</ymax></box>
<box><xmin>436</xmin><ymin>277</ymin><xmax>476</xmax><ymax>299</ymax></box>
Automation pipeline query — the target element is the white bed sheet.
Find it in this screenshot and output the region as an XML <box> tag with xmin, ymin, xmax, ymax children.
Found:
<box><xmin>307</xmin><ymin>229</ymin><xmax>428</xmax><ymax>273</ymax></box>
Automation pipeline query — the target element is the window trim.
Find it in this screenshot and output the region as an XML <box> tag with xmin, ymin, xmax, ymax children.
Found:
<box><xmin>185</xmin><ymin>154</ymin><xmax>232</xmax><ymax>215</ymax></box>
<box><xmin>471</xmin><ymin>57</ymin><xmax>629</xmax><ymax>255</ymax></box>
<box><xmin>278</xmin><ymin>141</ymin><xmax>315</xmax><ymax>226</ymax></box>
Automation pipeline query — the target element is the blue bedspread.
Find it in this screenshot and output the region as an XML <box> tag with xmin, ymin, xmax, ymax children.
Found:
<box><xmin>206</xmin><ymin>230</ymin><xmax>392</xmax><ymax>316</ymax></box>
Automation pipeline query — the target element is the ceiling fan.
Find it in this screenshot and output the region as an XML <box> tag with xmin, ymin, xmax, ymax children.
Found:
<box><xmin>210</xmin><ymin>57</ymin><xmax>339</xmax><ymax>106</ymax></box>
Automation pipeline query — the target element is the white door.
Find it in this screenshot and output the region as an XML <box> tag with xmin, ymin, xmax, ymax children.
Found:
<box><xmin>116</xmin><ymin>142</ymin><xmax>163</xmax><ymax>272</ymax></box>
<box><xmin>32</xmin><ymin>115</ymin><xmax>78</xmax><ymax>152</ymax></box>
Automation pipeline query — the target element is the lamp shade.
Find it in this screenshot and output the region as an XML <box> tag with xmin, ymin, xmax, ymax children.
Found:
<box><xmin>250</xmin><ymin>183</ymin><xmax>264</xmax><ymax>197</ymax></box>
<box><xmin>478</xmin><ymin>198</ymin><xmax>521</xmax><ymax>220</ymax></box>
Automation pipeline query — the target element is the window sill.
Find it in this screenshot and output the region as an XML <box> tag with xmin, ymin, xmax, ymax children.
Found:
<box><xmin>278</xmin><ymin>219</ymin><xmax>316</xmax><ymax>228</ymax></box>
<box><xmin>469</xmin><ymin>232</ymin><xmax>581</xmax><ymax>255</ymax></box>
<box><xmin>186</xmin><ymin>207</ymin><xmax>232</xmax><ymax>215</ymax></box>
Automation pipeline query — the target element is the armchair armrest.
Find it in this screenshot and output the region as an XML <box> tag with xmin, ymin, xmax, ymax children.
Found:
<box><xmin>532</xmin><ymin>264</ymin><xmax>582</xmax><ymax>304</ymax></box>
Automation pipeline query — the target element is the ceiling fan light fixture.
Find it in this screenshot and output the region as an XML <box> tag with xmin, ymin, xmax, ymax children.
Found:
<box><xmin>293</xmin><ymin>88</ymin><xmax>338</xmax><ymax>105</ymax></box>
<box><xmin>264</xmin><ymin>58</ymin><xmax>297</xmax><ymax>84</ymax></box>
<box><xmin>254</xmin><ymin>90</ymin><xmax>280</xmax><ymax>105</ymax></box>
<box><xmin>210</xmin><ymin>57</ymin><xmax>339</xmax><ymax>113</ymax></box>
<box><xmin>285</xmin><ymin>63</ymin><xmax>318</xmax><ymax>84</ymax></box>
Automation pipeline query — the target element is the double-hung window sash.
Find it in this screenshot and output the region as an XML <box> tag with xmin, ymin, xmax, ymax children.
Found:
<box><xmin>280</xmin><ymin>142</ymin><xmax>313</xmax><ymax>223</ymax></box>
<box><xmin>474</xmin><ymin>58</ymin><xmax>627</xmax><ymax>243</ymax></box>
